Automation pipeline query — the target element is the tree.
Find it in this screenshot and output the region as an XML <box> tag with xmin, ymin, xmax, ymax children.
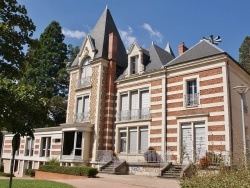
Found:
<box><xmin>24</xmin><ymin>21</ymin><xmax>69</xmax><ymax>126</ymax></box>
<box><xmin>0</xmin><ymin>0</ymin><xmax>36</xmax><ymax>79</ymax></box>
<box><xmin>67</xmin><ymin>44</ymin><xmax>80</xmax><ymax>66</ymax></box>
<box><xmin>239</xmin><ymin>36</ymin><xmax>250</xmax><ymax>74</ymax></box>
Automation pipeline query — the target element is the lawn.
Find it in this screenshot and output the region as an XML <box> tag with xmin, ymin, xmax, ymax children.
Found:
<box><xmin>0</xmin><ymin>179</ymin><xmax>74</xmax><ymax>188</ymax></box>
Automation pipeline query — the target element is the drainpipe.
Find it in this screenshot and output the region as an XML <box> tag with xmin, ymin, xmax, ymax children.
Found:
<box><xmin>162</xmin><ymin>70</ymin><xmax>167</xmax><ymax>160</ymax></box>
<box><xmin>226</xmin><ymin>60</ymin><xmax>234</xmax><ymax>165</ymax></box>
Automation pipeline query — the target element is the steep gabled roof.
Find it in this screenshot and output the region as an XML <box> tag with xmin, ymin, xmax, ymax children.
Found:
<box><xmin>166</xmin><ymin>39</ymin><xmax>224</xmax><ymax>66</ymax></box>
<box><xmin>89</xmin><ymin>8</ymin><xmax>127</xmax><ymax>67</ymax></box>
<box><xmin>145</xmin><ymin>44</ymin><xmax>175</xmax><ymax>72</ymax></box>
<box><xmin>165</xmin><ymin>42</ymin><xmax>175</xmax><ymax>58</ymax></box>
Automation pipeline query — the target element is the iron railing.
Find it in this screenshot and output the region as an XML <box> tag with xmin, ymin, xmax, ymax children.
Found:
<box><xmin>185</xmin><ymin>93</ymin><xmax>199</xmax><ymax>106</ymax></box>
<box><xmin>74</xmin><ymin>112</ymin><xmax>89</xmax><ymax>122</ymax></box>
<box><xmin>118</xmin><ymin>108</ymin><xmax>150</xmax><ymax>121</ymax></box>
<box><xmin>77</xmin><ymin>76</ymin><xmax>91</xmax><ymax>88</ymax></box>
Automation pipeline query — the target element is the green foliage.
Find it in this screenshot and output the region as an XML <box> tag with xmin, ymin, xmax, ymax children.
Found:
<box><xmin>0</xmin><ymin>179</ymin><xmax>74</xmax><ymax>188</ymax></box>
<box><xmin>39</xmin><ymin>165</ymin><xmax>98</xmax><ymax>177</ymax></box>
<box><xmin>0</xmin><ymin>172</ymin><xmax>13</xmax><ymax>177</ymax></box>
<box><xmin>0</xmin><ymin>163</ymin><xmax>4</xmax><ymax>172</ymax></box>
<box><xmin>67</xmin><ymin>44</ymin><xmax>80</xmax><ymax>66</ymax></box>
<box><xmin>181</xmin><ymin>166</ymin><xmax>250</xmax><ymax>188</ymax></box>
<box><xmin>239</xmin><ymin>36</ymin><xmax>250</xmax><ymax>74</ymax></box>
<box><xmin>0</xmin><ymin>75</ymin><xmax>47</xmax><ymax>135</ymax></box>
<box><xmin>45</xmin><ymin>157</ymin><xmax>60</xmax><ymax>166</ymax></box>
<box><xmin>24</xmin><ymin>169</ymin><xmax>36</xmax><ymax>177</ymax></box>
<box><xmin>0</xmin><ymin>0</ymin><xmax>36</xmax><ymax>79</ymax></box>
<box><xmin>24</xmin><ymin>21</ymin><xmax>69</xmax><ymax>126</ymax></box>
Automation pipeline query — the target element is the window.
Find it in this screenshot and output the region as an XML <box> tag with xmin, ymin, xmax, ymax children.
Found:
<box><xmin>185</xmin><ymin>79</ymin><xmax>199</xmax><ymax>106</ymax></box>
<box><xmin>75</xmin><ymin>95</ymin><xmax>89</xmax><ymax>122</ymax></box>
<box><xmin>62</xmin><ymin>131</ymin><xmax>82</xmax><ymax>159</ymax></box>
<box><xmin>119</xmin><ymin>127</ymin><xmax>148</xmax><ymax>154</ymax></box>
<box><xmin>40</xmin><ymin>137</ymin><xmax>51</xmax><ymax>157</ymax></box>
<box><xmin>131</xmin><ymin>55</ymin><xmax>138</xmax><ymax>74</ymax></box>
<box><xmin>78</xmin><ymin>57</ymin><xmax>92</xmax><ymax>88</ymax></box>
<box><xmin>181</xmin><ymin>122</ymin><xmax>205</xmax><ymax>164</ymax></box>
<box><xmin>25</xmin><ymin>138</ymin><xmax>34</xmax><ymax>156</ymax></box>
<box><xmin>119</xmin><ymin>89</ymin><xmax>150</xmax><ymax>121</ymax></box>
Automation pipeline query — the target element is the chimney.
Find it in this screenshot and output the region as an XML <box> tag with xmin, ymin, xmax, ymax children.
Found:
<box><xmin>178</xmin><ymin>42</ymin><xmax>188</xmax><ymax>56</ymax></box>
<box><xmin>108</xmin><ymin>32</ymin><xmax>117</xmax><ymax>60</ymax></box>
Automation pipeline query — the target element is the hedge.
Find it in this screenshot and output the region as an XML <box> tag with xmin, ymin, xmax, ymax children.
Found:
<box><xmin>38</xmin><ymin>165</ymin><xmax>98</xmax><ymax>177</ymax></box>
<box><xmin>25</xmin><ymin>169</ymin><xmax>36</xmax><ymax>177</ymax></box>
<box><xmin>0</xmin><ymin>172</ymin><xmax>13</xmax><ymax>177</ymax></box>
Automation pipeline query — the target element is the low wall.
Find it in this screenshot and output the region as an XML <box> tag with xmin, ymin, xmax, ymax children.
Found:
<box><xmin>35</xmin><ymin>171</ymin><xmax>87</xmax><ymax>180</ymax></box>
<box><xmin>127</xmin><ymin>162</ymin><xmax>161</xmax><ymax>176</ymax></box>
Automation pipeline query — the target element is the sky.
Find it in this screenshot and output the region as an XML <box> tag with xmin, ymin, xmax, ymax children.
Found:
<box><xmin>19</xmin><ymin>0</ymin><xmax>250</xmax><ymax>61</ymax></box>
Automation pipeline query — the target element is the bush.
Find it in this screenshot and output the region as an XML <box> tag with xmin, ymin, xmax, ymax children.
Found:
<box><xmin>39</xmin><ymin>165</ymin><xmax>98</xmax><ymax>177</ymax></box>
<box><xmin>25</xmin><ymin>169</ymin><xmax>36</xmax><ymax>177</ymax></box>
<box><xmin>0</xmin><ymin>172</ymin><xmax>14</xmax><ymax>177</ymax></box>
<box><xmin>0</xmin><ymin>163</ymin><xmax>3</xmax><ymax>172</ymax></box>
<box><xmin>45</xmin><ymin>157</ymin><xmax>60</xmax><ymax>166</ymax></box>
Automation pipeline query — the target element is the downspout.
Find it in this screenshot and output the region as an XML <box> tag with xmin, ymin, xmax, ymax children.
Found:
<box><xmin>226</xmin><ymin>60</ymin><xmax>234</xmax><ymax>164</ymax></box>
<box><xmin>162</xmin><ymin>70</ymin><xmax>167</xmax><ymax>159</ymax></box>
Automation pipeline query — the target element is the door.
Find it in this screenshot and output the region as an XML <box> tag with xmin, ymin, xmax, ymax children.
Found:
<box><xmin>181</xmin><ymin>124</ymin><xmax>193</xmax><ymax>165</ymax></box>
<box><xmin>195</xmin><ymin>123</ymin><xmax>206</xmax><ymax>160</ymax></box>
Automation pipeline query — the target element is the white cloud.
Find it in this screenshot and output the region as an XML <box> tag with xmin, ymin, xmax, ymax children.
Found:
<box><xmin>142</xmin><ymin>23</ymin><xmax>163</xmax><ymax>43</ymax></box>
<box><xmin>62</xmin><ymin>28</ymin><xmax>86</xmax><ymax>39</ymax></box>
<box><xmin>119</xmin><ymin>26</ymin><xmax>137</xmax><ymax>49</ymax></box>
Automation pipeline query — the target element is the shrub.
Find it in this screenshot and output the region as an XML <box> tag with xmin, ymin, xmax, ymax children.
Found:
<box><xmin>39</xmin><ymin>165</ymin><xmax>98</xmax><ymax>177</ymax></box>
<box><xmin>0</xmin><ymin>172</ymin><xmax>14</xmax><ymax>177</ymax></box>
<box><xmin>45</xmin><ymin>157</ymin><xmax>60</xmax><ymax>166</ymax></box>
<box><xmin>0</xmin><ymin>163</ymin><xmax>3</xmax><ymax>172</ymax></box>
<box><xmin>25</xmin><ymin>169</ymin><xmax>36</xmax><ymax>177</ymax></box>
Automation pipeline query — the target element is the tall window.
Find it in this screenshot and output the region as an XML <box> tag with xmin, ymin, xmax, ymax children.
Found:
<box><xmin>119</xmin><ymin>127</ymin><xmax>148</xmax><ymax>154</ymax></box>
<box><xmin>62</xmin><ymin>131</ymin><xmax>82</xmax><ymax>159</ymax></box>
<box><xmin>40</xmin><ymin>137</ymin><xmax>51</xmax><ymax>157</ymax></box>
<box><xmin>119</xmin><ymin>89</ymin><xmax>150</xmax><ymax>121</ymax></box>
<box><xmin>75</xmin><ymin>95</ymin><xmax>89</xmax><ymax>122</ymax></box>
<box><xmin>25</xmin><ymin>138</ymin><xmax>34</xmax><ymax>156</ymax></box>
<box><xmin>78</xmin><ymin>57</ymin><xmax>92</xmax><ymax>88</ymax></box>
<box><xmin>185</xmin><ymin>79</ymin><xmax>198</xmax><ymax>106</ymax></box>
<box><xmin>131</xmin><ymin>55</ymin><xmax>138</xmax><ymax>74</ymax></box>
<box><xmin>181</xmin><ymin>122</ymin><xmax>205</xmax><ymax>164</ymax></box>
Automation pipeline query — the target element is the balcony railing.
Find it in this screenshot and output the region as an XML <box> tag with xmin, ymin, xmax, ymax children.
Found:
<box><xmin>77</xmin><ymin>76</ymin><xmax>91</xmax><ymax>88</ymax></box>
<box><xmin>74</xmin><ymin>112</ymin><xmax>89</xmax><ymax>122</ymax></box>
<box><xmin>118</xmin><ymin>108</ymin><xmax>150</xmax><ymax>121</ymax></box>
<box><xmin>185</xmin><ymin>93</ymin><xmax>199</xmax><ymax>107</ymax></box>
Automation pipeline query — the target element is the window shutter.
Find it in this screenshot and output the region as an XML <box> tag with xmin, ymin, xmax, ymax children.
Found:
<box><xmin>131</xmin><ymin>92</ymin><xmax>139</xmax><ymax>119</ymax></box>
<box><xmin>77</xmin><ymin>98</ymin><xmax>83</xmax><ymax>113</ymax></box>
<box><xmin>84</xmin><ymin>96</ymin><xmax>89</xmax><ymax>112</ymax></box>
<box><xmin>121</xmin><ymin>94</ymin><xmax>128</xmax><ymax>120</ymax></box>
<box><xmin>181</xmin><ymin>125</ymin><xmax>193</xmax><ymax>164</ymax></box>
<box><xmin>140</xmin><ymin>129</ymin><xmax>148</xmax><ymax>153</ymax></box>
<box><xmin>141</xmin><ymin>90</ymin><xmax>149</xmax><ymax>118</ymax></box>
<box><xmin>129</xmin><ymin>129</ymin><xmax>137</xmax><ymax>153</ymax></box>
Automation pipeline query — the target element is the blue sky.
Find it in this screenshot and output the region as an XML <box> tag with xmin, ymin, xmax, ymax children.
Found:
<box><xmin>19</xmin><ymin>0</ymin><xmax>250</xmax><ymax>61</ymax></box>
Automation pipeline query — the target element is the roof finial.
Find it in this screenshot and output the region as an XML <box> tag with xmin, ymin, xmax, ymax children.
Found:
<box><xmin>203</xmin><ymin>35</ymin><xmax>221</xmax><ymax>45</ymax></box>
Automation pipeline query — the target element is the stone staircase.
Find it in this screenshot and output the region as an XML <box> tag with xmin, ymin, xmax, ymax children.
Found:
<box><xmin>100</xmin><ymin>161</ymin><xmax>122</xmax><ymax>174</ymax></box>
<box><xmin>160</xmin><ymin>164</ymin><xmax>183</xmax><ymax>178</ymax></box>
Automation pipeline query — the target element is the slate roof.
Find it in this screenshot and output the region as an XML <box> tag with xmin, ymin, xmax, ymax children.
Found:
<box><xmin>71</xmin><ymin>8</ymin><xmax>127</xmax><ymax>68</ymax></box>
<box><xmin>145</xmin><ymin>44</ymin><xmax>175</xmax><ymax>72</ymax></box>
<box><xmin>166</xmin><ymin>39</ymin><xmax>225</xmax><ymax>67</ymax></box>
<box><xmin>117</xmin><ymin>44</ymin><xmax>174</xmax><ymax>80</ymax></box>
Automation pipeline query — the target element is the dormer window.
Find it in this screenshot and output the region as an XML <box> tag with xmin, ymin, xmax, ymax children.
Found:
<box><xmin>131</xmin><ymin>55</ymin><xmax>138</xmax><ymax>74</ymax></box>
<box><xmin>77</xmin><ymin>57</ymin><xmax>92</xmax><ymax>88</ymax></box>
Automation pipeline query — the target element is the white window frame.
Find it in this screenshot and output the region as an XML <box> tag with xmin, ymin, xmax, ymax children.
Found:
<box><xmin>40</xmin><ymin>137</ymin><xmax>51</xmax><ymax>157</ymax></box>
<box><xmin>118</xmin><ymin>126</ymin><xmax>148</xmax><ymax>154</ymax></box>
<box><xmin>77</xmin><ymin>57</ymin><xmax>92</xmax><ymax>88</ymax></box>
<box><xmin>119</xmin><ymin>88</ymin><xmax>150</xmax><ymax>121</ymax></box>
<box><xmin>130</xmin><ymin>55</ymin><xmax>139</xmax><ymax>74</ymax></box>
<box><xmin>24</xmin><ymin>137</ymin><xmax>34</xmax><ymax>156</ymax></box>
<box><xmin>75</xmin><ymin>94</ymin><xmax>90</xmax><ymax>122</ymax></box>
<box><xmin>183</xmin><ymin>76</ymin><xmax>200</xmax><ymax>107</ymax></box>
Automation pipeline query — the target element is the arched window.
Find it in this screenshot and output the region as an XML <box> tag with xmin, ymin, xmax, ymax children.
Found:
<box><xmin>78</xmin><ymin>57</ymin><xmax>92</xmax><ymax>88</ymax></box>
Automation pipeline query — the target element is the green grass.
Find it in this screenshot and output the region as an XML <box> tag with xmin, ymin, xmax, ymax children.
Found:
<box><xmin>0</xmin><ymin>179</ymin><xmax>74</xmax><ymax>188</ymax></box>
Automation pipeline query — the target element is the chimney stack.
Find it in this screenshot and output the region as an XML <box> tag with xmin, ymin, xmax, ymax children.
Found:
<box><xmin>178</xmin><ymin>42</ymin><xmax>188</xmax><ymax>56</ymax></box>
<box><xmin>108</xmin><ymin>32</ymin><xmax>117</xmax><ymax>60</ymax></box>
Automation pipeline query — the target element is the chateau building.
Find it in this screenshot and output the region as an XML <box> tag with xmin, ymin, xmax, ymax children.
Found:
<box><xmin>1</xmin><ymin>7</ymin><xmax>250</xmax><ymax>177</ymax></box>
